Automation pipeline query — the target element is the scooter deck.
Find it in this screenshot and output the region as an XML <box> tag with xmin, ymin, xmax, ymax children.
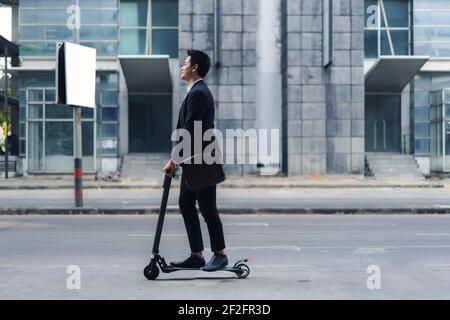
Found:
<box><xmin>162</xmin><ymin>266</ymin><xmax>243</xmax><ymax>273</ymax></box>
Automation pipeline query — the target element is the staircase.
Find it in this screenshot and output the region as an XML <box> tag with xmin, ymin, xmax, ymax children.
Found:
<box><xmin>365</xmin><ymin>153</ymin><xmax>424</xmax><ymax>180</ymax></box>
<box><xmin>120</xmin><ymin>153</ymin><xmax>169</xmax><ymax>182</ymax></box>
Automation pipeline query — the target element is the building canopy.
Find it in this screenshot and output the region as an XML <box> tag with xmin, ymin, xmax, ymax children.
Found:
<box><xmin>119</xmin><ymin>55</ymin><xmax>171</xmax><ymax>94</ymax></box>
<box><xmin>365</xmin><ymin>56</ymin><xmax>430</xmax><ymax>93</ymax></box>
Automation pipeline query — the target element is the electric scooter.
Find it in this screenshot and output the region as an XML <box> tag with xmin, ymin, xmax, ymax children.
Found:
<box><xmin>143</xmin><ymin>173</ymin><xmax>250</xmax><ymax>280</ymax></box>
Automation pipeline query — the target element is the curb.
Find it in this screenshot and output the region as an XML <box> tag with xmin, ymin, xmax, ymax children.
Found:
<box><xmin>0</xmin><ymin>184</ymin><xmax>448</xmax><ymax>190</ymax></box>
<box><xmin>1</xmin><ymin>208</ymin><xmax>450</xmax><ymax>215</ymax></box>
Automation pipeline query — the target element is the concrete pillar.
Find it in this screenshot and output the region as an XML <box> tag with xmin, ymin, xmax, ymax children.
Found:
<box><xmin>255</xmin><ymin>0</ymin><xmax>282</xmax><ymax>174</ymax></box>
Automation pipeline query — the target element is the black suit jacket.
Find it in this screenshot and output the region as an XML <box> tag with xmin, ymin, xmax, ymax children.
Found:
<box><xmin>175</xmin><ymin>80</ymin><xmax>215</xmax><ymax>160</ymax></box>
<box><xmin>174</xmin><ymin>80</ymin><xmax>225</xmax><ymax>190</ymax></box>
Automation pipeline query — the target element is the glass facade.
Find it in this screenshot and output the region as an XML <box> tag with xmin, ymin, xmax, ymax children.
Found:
<box><xmin>412</xmin><ymin>73</ymin><xmax>450</xmax><ymax>156</ymax></box>
<box><xmin>364</xmin><ymin>0</ymin><xmax>411</xmax><ymax>58</ymax></box>
<box><xmin>19</xmin><ymin>72</ymin><xmax>119</xmax><ymax>173</ymax></box>
<box><xmin>19</xmin><ymin>0</ymin><xmax>119</xmax><ymax>56</ymax></box>
<box><xmin>15</xmin><ymin>0</ymin><xmax>179</xmax><ymax>173</ymax></box>
<box><xmin>119</xmin><ymin>0</ymin><xmax>178</xmax><ymax>57</ymax></box>
<box><xmin>430</xmin><ymin>89</ymin><xmax>450</xmax><ymax>171</ymax></box>
<box><xmin>414</xmin><ymin>0</ymin><xmax>450</xmax><ymax>57</ymax></box>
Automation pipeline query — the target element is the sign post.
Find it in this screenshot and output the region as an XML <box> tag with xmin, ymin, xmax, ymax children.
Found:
<box><xmin>57</xmin><ymin>1</ymin><xmax>96</xmax><ymax>208</ymax></box>
<box><xmin>73</xmin><ymin>0</ymin><xmax>83</xmax><ymax>208</ymax></box>
<box><xmin>3</xmin><ymin>45</ymin><xmax>8</xmax><ymax>179</ymax></box>
<box><xmin>56</xmin><ymin>0</ymin><xmax>97</xmax><ymax>208</ymax></box>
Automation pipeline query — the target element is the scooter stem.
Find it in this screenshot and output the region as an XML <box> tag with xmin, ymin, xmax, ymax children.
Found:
<box><xmin>151</xmin><ymin>173</ymin><xmax>174</xmax><ymax>255</ymax></box>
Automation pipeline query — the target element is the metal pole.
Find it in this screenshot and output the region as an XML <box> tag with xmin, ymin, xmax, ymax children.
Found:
<box><xmin>73</xmin><ymin>0</ymin><xmax>83</xmax><ymax>207</ymax></box>
<box><xmin>3</xmin><ymin>45</ymin><xmax>8</xmax><ymax>179</ymax></box>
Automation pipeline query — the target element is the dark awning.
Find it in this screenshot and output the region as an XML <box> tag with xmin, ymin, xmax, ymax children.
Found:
<box><xmin>0</xmin><ymin>35</ymin><xmax>19</xmax><ymax>58</ymax></box>
<box><xmin>365</xmin><ymin>56</ymin><xmax>430</xmax><ymax>93</ymax></box>
<box><xmin>119</xmin><ymin>55</ymin><xmax>171</xmax><ymax>94</ymax></box>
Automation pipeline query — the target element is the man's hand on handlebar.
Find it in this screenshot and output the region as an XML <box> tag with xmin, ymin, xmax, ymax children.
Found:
<box><xmin>162</xmin><ymin>159</ymin><xmax>177</xmax><ymax>176</ymax></box>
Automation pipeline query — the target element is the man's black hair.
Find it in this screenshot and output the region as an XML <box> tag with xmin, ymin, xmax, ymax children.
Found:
<box><xmin>187</xmin><ymin>49</ymin><xmax>211</xmax><ymax>78</ymax></box>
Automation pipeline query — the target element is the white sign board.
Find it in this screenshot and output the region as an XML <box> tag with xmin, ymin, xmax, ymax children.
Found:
<box><xmin>56</xmin><ymin>42</ymin><xmax>96</xmax><ymax>108</ymax></box>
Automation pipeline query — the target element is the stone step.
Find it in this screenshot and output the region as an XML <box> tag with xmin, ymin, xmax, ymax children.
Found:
<box><xmin>366</xmin><ymin>153</ymin><xmax>423</xmax><ymax>180</ymax></box>
<box><xmin>120</xmin><ymin>153</ymin><xmax>170</xmax><ymax>180</ymax></box>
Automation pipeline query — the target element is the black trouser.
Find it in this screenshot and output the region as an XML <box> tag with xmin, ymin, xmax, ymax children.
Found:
<box><xmin>178</xmin><ymin>174</ymin><xmax>226</xmax><ymax>253</ymax></box>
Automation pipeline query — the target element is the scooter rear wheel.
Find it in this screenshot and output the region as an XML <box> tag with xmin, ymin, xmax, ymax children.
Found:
<box><xmin>144</xmin><ymin>263</ymin><xmax>160</xmax><ymax>280</ymax></box>
<box><xmin>235</xmin><ymin>263</ymin><xmax>250</xmax><ymax>279</ymax></box>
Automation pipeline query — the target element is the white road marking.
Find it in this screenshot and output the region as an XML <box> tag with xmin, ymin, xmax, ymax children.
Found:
<box><xmin>416</xmin><ymin>233</ymin><xmax>450</xmax><ymax>236</ymax></box>
<box><xmin>201</xmin><ymin>246</ymin><xmax>302</xmax><ymax>251</ymax></box>
<box><xmin>352</xmin><ymin>247</ymin><xmax>388</xmax><ymax>254</ymax></box>
<box><xmin>224</xmin><ymin>223</ymin><xmax>269</xmax><ymax>227</ymax></box>
<box><xmin>128</xmin><ymin>233</ymin><xmax>185</xmax><ymax>237</ymax></box>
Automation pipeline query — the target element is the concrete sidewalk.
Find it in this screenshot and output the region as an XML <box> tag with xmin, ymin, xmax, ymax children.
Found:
<box><xmin>1</xmin><ymin>174</ymin><xmax>450</xmax><ymax>189</ymax></box>
<box><xmin>2</xmin><ymin>187</ymin><xmax>450</xmax><ymax>215</ymax></box>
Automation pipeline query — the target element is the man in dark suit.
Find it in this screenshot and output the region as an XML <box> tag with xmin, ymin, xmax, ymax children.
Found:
<box><xmin>162</xmin><ymin>50</ymin><xmax>227</xmax><ymax>271</ymax></box>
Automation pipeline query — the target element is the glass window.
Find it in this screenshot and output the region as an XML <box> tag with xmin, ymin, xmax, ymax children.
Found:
<box><xmin>19</xmin><ymin>108</ymin><xmax>26</xmax><ymax>121</ymax></box>
<box><xmin>152</xmin><ymin>0</ymin><xmax>178</xmax><ymax>27</ymax></box>
<box><xmin>101</xmin><ymin>91</ymin><xmax>118</xmax><ymax>105</ymax></box>
<box><xmin>45</xmin><ymin>104</ymin><xmax>73</xmax><ymax>119</ymax></box>
<box><xmin>45</xmin><ymin>122</ymin><xmax>74</xmax><ymax>172</ymax></box>
<box><xmin>445</xmin><ymin>105</ymin><xmax>450</xmax><ymax>120</ymax></box>
<box><xmin>415</xmin><ymin>0</ymin><xmax>450</xmax><ymax>10</ymax></box>
<box><xmin>79</xmin><ymin>41</ymin><xmax>119</xmax><ymax>56</ymax></box>
<box><xmin>120</xmin><ymin>29</ymin><xmax>146</xmax><ymax>55</ymax></box>
<box><xmin>20</xmin><ymin>73</ymin><xmax>54</xmax><ymax>88</ymax></box>
<box><xmin>20</xmin><ymin>42</ymin><xmax>57</xmax><ymax>56</ymax></box>
<box><xmin>80</xmin><ymin>0</ymin><xmax>118</xmax><ymax>7</ymax></box>
<box><xmin>28</xmin><ymin>122</ymin><xmax>43</xmax><ymax>171</ymax></box>
<box><xmin>100</xmin><ymin>138</ymin><xmax>118</xmax><ymax>154</ymax></box>
<box><xmin>81</xmin><ymin>9</ymin><xmax>118</xmax><ymax>24</ymax></box>
<box><xmin>364</xmin><ymin>0</ymin><xmax>411</xmax><ymax>58</ymax></box>
<box><xmin>40</xmin><ymin>0</ymin><xmax>73</xmax><ymax>7</ymax></box>
<box><xmin>82</xmin><ymin>121</ymin><xmax>94</xmax><ymax>157</ymax></box>
<box><xmin>120</xmin><ymin>0</ymin><xmax>148</xmax><ymax>27</ymax></box>
<box><xmin>151</xmin><ymin>29</ymin><xmax>178</xmax><ymax>57</ymax></box>
<box><xmin>101</xmin><ymin>107</ymin><xmax>118</xmax><ymax>121</ymax></box>
<box><xmin>431</xmin><ymin>74</ymin><xmax>450</xmax><ymax>91</ymax></box>
<box><xmin>20</xmin><ymin>123</ymin><xmax>26</xmax><ymax>138</ymax></box>
<box><xmin>415</xmin><ymin>139</ymin><xmax>430</xmax><ymax>154</ymax></box>
<box><xmin>45</xmin><ymin>122</ymin><xmax>73</xmax><ymax>156</ymax></box>
<box><xmin>415</xmin><ymin>74</ymin><xmax>431</xmax><ymax>91</ymax></box>
<box><xmin>20</xmin><ymin>90</ymin><xmax>26</xmax><ymax>105</ymax></box>
<box><xmin>19</xmin><ymin>139</ymin><xmax>26</xmax><ymax>155</ymax></box>
<box><xmin>28</xmin><ymin>104</ymin><xmax>43</xmax><ymax>119</ymax></box>
<box><xmin>28</xmin><ymin>89</ymin><xmax>43</xmax><ymax>102</ymax></box>
<box><xmin>97</xmin><ymin>73</ymin><xmax>119</xmax><ymax>89</ymax></box>
<box><xmin>20</xmin><ymin>9</ymin><xmax>68</xmax><ymax>24</ymax></box>
<box><xmin>382</xmin><ymin>0</ymin><xmax>409</xmax><ymax>28</ymax></box>
<box><xmin>101</xmin><ymin>123</ymin><xmax>118</xmax><ymax>137</ymax></box>
<box><xmin>80</xmin><ymin>26</ymin><xmax>118</xmax><ymax>41</ymax></box>
<box><xmin>414</xmin><ymin>91</ymin><xmax>430</xmax><ymax>106</ymax></box>
<box><xmin>415</xmin><ymin>123</ymin><xmax>430</xmax><ymax>138</ymax></box>
<box><xmin>381</xmin><ymin>30</ymin><xmax>409</xmax><ymax>55</ymax></box>
<box><xmin>415</xmin><ymin>107</ymin><xmax>430</xmax><ymax>122</ymax></box>
<box><xmin>45</xmin><ymin>89</ymin><xmax>55</xmax><ymax>103</ymax></box>
<box><xmin>82</xmin><ymin>108</ymin><xmax>95</xmax><ymax>119</ymax></box>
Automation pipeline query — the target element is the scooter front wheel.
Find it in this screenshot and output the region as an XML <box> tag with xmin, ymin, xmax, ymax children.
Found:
<box><xmin>144</xmin><ymin>263</ymin><xmax>160</xmax><ymax>280</ymax></box>
<box><xmin>235</xmin><ymin>263</ymin><xmax>250</xmax><ymax>279</ymax></box>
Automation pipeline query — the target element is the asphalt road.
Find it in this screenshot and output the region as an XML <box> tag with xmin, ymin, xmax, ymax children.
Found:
<box><xmin>1</xmin><ymin>187</ymin><xmax>450</xmax><ymax>210</ymax></box>
<box><xmin>0</xmin><ymin>214</ymin><xmax>450</xmax><ymax>299</ymax></box>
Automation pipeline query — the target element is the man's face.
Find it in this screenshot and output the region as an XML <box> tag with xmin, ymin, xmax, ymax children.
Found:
<box><xmin>181</xmin><ymin>56</ymin><xmax>197</xmax><ymax>81</ymax></box>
